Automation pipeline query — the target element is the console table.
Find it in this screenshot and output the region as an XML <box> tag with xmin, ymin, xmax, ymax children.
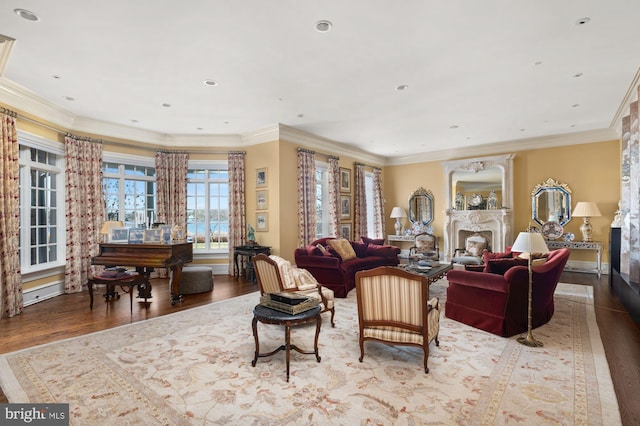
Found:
<box><xmin>545</xmin><ymin>240</ymin><xmax>602</xmax><ymax>277</ymax></box>
<box><xmin>234</xmin><ymin>245</ymin><xmax>271</xmax><ymax>282</ymax></box>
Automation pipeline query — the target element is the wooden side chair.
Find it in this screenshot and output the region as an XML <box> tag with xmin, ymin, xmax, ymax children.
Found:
<box><xmin>355</xmin><ymin>266</ymin><xmax>440</xmax><ymax>373</ymax></box>
<box><xmin>253</xmin><ymin>254</ymin><xmax>335</xmax><ymax>327</ymax></box>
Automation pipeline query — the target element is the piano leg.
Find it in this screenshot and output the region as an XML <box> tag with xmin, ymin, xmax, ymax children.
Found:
<box><xmin>170</xmin><ymin>264</ymin><xmax>184</xmax><ymax>305</ymax></box>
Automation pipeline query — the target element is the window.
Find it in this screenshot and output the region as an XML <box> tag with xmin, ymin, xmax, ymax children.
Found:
<box><xmin>19</xmin><ymin>139</ymin><xmax>65</xmax><ymax>272</ymax></box>
<box><xmin>186</xmin><ymin>163</ymin><xmax>229</xmax><ymax>252</ymax></box>
<box><xmin>315</xmin><ymin>162</ymin><xmax>329</xmax><ymax>239</ymax></box>
<box><xmin>102</xmin><ymin>160</ymin><xmax>156</xmax><ymax>227</ymax></box>
<box><xmin>365</xmin><ymin>171</ymin><xmax>376</xmax><ymax>238</ymax></box>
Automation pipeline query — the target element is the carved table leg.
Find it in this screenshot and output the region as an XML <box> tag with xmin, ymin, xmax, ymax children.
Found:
<box><xmin>251</xmin><ymin>316</ymin><xmax>259</xmax><ymax>367</ymax></box>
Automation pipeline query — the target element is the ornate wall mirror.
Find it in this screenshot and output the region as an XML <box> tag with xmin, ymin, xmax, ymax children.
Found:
<box><xmin>531</xmin><ymin>178</ymin><xmax>572</xmax><ymax>226</ymax></box>
<box><xmin>408</xmin><ymin>187</ymin><xmax>434</xmax><ymax>226</ymax></box>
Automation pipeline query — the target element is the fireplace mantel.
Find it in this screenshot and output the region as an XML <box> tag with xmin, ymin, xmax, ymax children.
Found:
<box><xmin>444</xmin><ymin>208</ymin><xmax>513</xmax><ymax>260</ymax></box>
<box><xmin>442</xmin><ymin>154</ymin><xmax>515</xmax><ymax>260</ymax></box>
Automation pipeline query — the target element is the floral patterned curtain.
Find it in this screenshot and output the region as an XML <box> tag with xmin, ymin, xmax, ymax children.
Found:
<box><xmin>0</xmin><ymin>108</ymin><xmax>22</xmax><ymax>318</ymax></box>
<box><xmin>328</xmin><ymin>156</ymin><xmax>340</xmax><ymax>237</ymax></box>
<box><xmin>65</xmin><ymin>135</ymin><xmax>105</xmax><ymax>293</ymax></box>
<box><xmin>372</xmin><ymin>167</ymin><xmax>385</xmax><ymax>239</ymax></box>
<box><xmin>155</xmin><ymin>151</ymin><xmax>189</xmax><ymax>228</ymax></box>
<box><xmin>228</xmin><ymin>151</ymin><xmax>246</xmax><ymax>275</ymax></box>
<box><xmin>297</xmin><ymin>148</ymin><xmax>316</xmax><ymax>246</ymax></box>
<box><xmin>353</xmin><ymin>162</ymin><xmax>367</xmax><ymax>240</ymax></box>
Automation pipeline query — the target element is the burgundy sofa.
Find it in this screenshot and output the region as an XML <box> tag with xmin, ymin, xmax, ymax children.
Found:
<box><xmin>294</xmin><ymin>237</ymin><xmax>400</xmax><ymax>298</ymax></box>
<box><xmin>445</xmin><ymin>248</ymin><xmax>570</xmax><ymax>337</ymax></box>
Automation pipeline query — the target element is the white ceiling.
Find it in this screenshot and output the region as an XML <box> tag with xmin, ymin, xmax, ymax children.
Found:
<box><xmin>0</xmin><ymin>1</ymin><xmax>638</xmax><ymax>162</ymax></box>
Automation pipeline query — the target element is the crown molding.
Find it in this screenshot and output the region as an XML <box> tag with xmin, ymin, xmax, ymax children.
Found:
<box><xmin>610</xmin><ymin>67</ymin><xmax>640</xmax><ymax>133</ymax></box>
<box><xmin>386</xmin><ymin>128</ymin><xmax>619</xmax><ymax>166</ymax></box>
<box><xmin>278</xmin><ymin>123</ymin><xmax>387</xmax><ymax>165</ymax></box>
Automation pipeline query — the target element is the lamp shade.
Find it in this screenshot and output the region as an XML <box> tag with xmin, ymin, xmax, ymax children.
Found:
<box><xmin>511</xmin><ymin>231</ymin><xmax>549</xmax><ymax>254</ymax></box>
<box><xmin>100</xmin><ymin>221</ymin><xmax>124</xmax><ymax>235</ymax></box>
<box><xmin>573</xmin><ymin>201</ymin><xmax>601</xmax><ymax>217</ymax></box>
<box><xmin>390</xmin><ymin>207</ymin><xmax>407</xmax><ymax>219</ymax></box>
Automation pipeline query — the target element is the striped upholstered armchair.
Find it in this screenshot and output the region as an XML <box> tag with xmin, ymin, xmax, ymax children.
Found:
<box><xmin>355</xmin><ymin>266</ymin><xmax>440</xmax><ymax>373</ymax></box>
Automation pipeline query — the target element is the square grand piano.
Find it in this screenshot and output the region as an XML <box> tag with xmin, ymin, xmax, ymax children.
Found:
<box><xmin>92</xmin><ymin>242</ymin><xmax>193</xmax><ymax>305</ymax></box>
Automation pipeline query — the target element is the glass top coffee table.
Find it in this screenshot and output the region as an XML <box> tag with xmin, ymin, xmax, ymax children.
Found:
<box><xmin>399</xmin><ymin>262</ymin><xmax>452</xmax><ymax>284</ymax></box>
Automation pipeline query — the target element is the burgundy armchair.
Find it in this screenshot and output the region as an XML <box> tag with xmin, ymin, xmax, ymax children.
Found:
<box><xmin>445</xmin><ymin>248</ymin><xmax>570</xmax><ymax>337</ymax></box>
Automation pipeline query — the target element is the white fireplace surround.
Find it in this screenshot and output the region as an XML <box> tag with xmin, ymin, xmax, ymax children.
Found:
<box><xmin>442</xmin><ymin>154</ymin><xmax>515</xmax><ymax>261</ymax></box>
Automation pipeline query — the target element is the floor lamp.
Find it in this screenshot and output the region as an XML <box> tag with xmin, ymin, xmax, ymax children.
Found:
<box><xmin>511</xmin><ymin>231</ymin><xmax>549</xmax><ymax>347</ymax></box>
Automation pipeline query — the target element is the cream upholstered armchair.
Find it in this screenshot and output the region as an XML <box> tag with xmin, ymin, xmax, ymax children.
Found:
<box><xmin>253</xmin><ymin>254</ymin><xmax>336</xmax><ymax>327</ymax></box>
<box><xmin>451</xmin><ymin>233</ymin><xmax>490</xmax><ymax>268</ymax></box>
<box><xmin>355</xmin><ymin>266</ymin><xmax>440</xmax><ymax>373</ymax></box>
<box><xmin>409</xmin><ymin>232</ymin><xmax>439</xmax><ymax>261</ymax></box>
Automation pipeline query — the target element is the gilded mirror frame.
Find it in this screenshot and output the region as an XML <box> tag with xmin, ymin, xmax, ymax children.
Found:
<box><xmin>531</xmin><ymin>178</ymin><xmax>572</xmax><ymax>226</ymax></box>
<box><xmin>408</xmin><ymin>187</ymin><xmax>434</xmax><ymax>226</ymax></box>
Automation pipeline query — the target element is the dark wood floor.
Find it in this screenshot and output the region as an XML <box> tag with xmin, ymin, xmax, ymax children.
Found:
<box><xmin>1</xmin><ymin>272</ymin><xmax>638</xmax><ymax>425</ymax></box>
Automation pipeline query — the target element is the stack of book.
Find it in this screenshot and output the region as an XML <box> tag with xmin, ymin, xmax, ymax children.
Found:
<box><xmin>260</xmin><ymin>292</ymin><xmax>320</xmax><ymax>315</ymax></box>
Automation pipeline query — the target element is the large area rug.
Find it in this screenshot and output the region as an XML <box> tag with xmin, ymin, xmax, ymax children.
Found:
<box><xmin>0</xmin><ymin>281</ymin><xmax>620</xmax><ymax>425</ymax></box>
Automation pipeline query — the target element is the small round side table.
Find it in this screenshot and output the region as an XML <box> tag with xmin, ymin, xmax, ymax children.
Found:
<box><xmin>251</xmin><ymin>304</ymin><xmax>322</xmax><ymax>382</ymax></box>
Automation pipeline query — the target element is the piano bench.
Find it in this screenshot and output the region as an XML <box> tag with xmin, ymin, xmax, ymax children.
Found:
<box><xmin>88</xmin><ymin>273</ymin><xmax>151</xmax><ymax>314</ymax></box>
<box><xmin>180</xmin><ymin>266</ymin><xmax>214</xmax><ymax>294</ymax></box>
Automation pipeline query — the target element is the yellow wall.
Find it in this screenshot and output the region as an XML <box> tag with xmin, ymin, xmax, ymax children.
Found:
<box><xmin>384</xmin><ymin>139</ymin><xmax>620</xmax><ymax>262</ymax></box>
<box><xmin>10</xmin><ymin>106</ymin><xmax>621</xmax><ymax>290</ymax></box>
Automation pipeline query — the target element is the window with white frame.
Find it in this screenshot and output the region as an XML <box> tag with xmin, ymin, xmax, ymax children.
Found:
<box><xmin>102</xmin><ymin>159</ymin><xmax>156</xmax><ymax>227</ymax></box>
<box><xmin>186</xmin><ymin>162</ymin><xmax>229</xmax><ymax>252</ymax></box>
<box><xmin>18</xmin><ymin>136</ymin><xmax>65</xmax><ymax>272</ymax></box>
<box><xmin>365</xmin><ymin>171</ymin><xmax>376</xmax><ymax>237</ymax></box>
<box><xmin>315</xmin><ymin>161</ymin><xmax>330</xmax><ymax>239</ymax></box>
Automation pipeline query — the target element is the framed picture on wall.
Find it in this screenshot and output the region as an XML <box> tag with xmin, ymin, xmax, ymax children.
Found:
<box><xmin>256</xmin><ymin>212</ymin><xmax>269</xmax><ymax>232</ymax></box>
<box><xmin>256</xmin><ymin>168</ymin><xmax>267</xmax><ymax>187</ymax></box>
<box><xmin>340</xmin><ymin>195</ymin><xmax>351</xmax><ymax>220</ymax></box>
<box><xmin>256</xmin><ymin>189</ymin><xmax>268</xmax><ymax>210</ymax></box>
<box><xmin>340</xmin><ymin>167</ymin><xmax>351</xmax><ymax>192</ymax></box>
<box><xmin>340</xmin><ymin>223</ymin><xmax>352</xmax><ymax>240</ymax></box>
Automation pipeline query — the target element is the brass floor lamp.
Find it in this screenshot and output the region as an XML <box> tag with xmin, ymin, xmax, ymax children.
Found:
<box><xmin>511</xmin><ymin>231</ymin><xmax>550</xmax><ymax>347</ymax></box>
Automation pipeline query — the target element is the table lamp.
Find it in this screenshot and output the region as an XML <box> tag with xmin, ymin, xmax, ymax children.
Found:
<box><xmin>390</xmin><ymin>207</ymin><xmax>407</xmax><ymax>235</ymax></box>
<box><xmin>573</xmin><ymin>202</ymin><xmax>601</xmax><ymax>242</ymax></box>
<box><xmin>511</xmin><ymin>230</ymin><xmax>549</xmax><ymax>347</ymax></box>
<box><xmin>100</xmin><ymin>221</ymin><xmax>124</xmax><ymax>242</ymax></box>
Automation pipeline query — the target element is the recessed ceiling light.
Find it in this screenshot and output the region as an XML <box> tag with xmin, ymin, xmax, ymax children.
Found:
<box><xmin>534</xmin><ymin>61</ymin><xmax>543</xmax><ymax>66</ymax></box>
<box><xmin>520</xmin><ymin>128</ymin><xmax>526</xmax><ymax>132</ymax></box>
<box><xmin>162</xmin><ymin>103</ymin><xmax>171</xmax><ymax>108</ymax></box>
<box><xmin>63</xmin><ymin>96</ymin><xmax>74</xmax><ymax>101</ymax></box>
<box><xmin>449</xmin><ymin>125</ymin><xmax>459</xmax><ymax>129</ymax></box>
<box><xmin>51</xmin><ymin>74</ymin><xmax>61</xmax><ymax>80</ymax></box>
<box><xmin>297</xmin><ymin>114</ymin><xmax>304</xmax><ymax>118</ymax></box>
<box><xmin>315</xmin><ymin>20</ymin><xmax>332</xmax><ymax>32</ymax></box>
<box><xmin>573</xmin><ymin>73</ymin><xmax>583</xmax><ymax>78</ymax></box>
<box><xmin>14</xmin><ymin>9</ymin><xmax>39</xmax><ymax>22</ymax></box>
<box><xmin>576</xmin><ymin>17</ymin><xmax>591</xmax><ymax>25</ymax></box>
<box><xmin>203</xmin><ymin>79</ymin><xmax>218</xmax><ymax>86</ymax></box>
<box><xmin>130</xmin><ymin>119</ymin><xmax>139</xmax><ymax>123</ymax></box>
<box><xmin>196</xmin><ymin>127</ymin><xmax>203</xmax><ymax>130</ymax></box>
<box><xmin>396</xmin><ymin>84</ymin><xmax>408</xmax><ymax>91</ymax></box>
<box><xmin>572</xmin><ymin>104</ymin><xmax>580</xmax><ymax>108</ymax></box>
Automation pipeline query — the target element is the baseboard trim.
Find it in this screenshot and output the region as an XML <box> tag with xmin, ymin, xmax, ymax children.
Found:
<box><xmin>23</xmin><ymin>280</ymin><xmax>65</xmax><ymax>306</ymax></box>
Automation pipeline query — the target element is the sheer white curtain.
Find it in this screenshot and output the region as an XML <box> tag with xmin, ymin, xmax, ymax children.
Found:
<box><xmin>297</xmin><ymin>148</ymin><xmax>316</xmax><ymax>246</ymax></box>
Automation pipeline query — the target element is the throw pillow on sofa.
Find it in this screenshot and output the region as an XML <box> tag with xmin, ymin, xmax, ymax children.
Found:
<box><xmin>361</xmin><ymin>236</ymin><xmax>385</xmax><ymax>245</ymax></box>
<box><xmin>366</xmin><ymin>244</ymin><xmax>400</xmax><ymax>258</ymax></box>
<box><xmin>350</xmin><ymin>241</ymin><xmax>369</xmax><ymax>258</ymax></box>
<box><xmin>327</xmin><ymin>238</ymin><xmax>357</xmax><ymax>261</ymax></box>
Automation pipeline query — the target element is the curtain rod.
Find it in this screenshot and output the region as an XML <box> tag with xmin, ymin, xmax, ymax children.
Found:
<box><xmin>17</xmin><ymin>113</ymin><xmax>241</xmax><ymax>155</ymax></box>
<box><xmin>355</xmin><ymin>161</ymin><xmax>381</xmax><ymax>171</ymax></box>
<box><xmin>297</xmin><ymin>146</ymin><xmax>340</xmax><ymax>160</ymax></box>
